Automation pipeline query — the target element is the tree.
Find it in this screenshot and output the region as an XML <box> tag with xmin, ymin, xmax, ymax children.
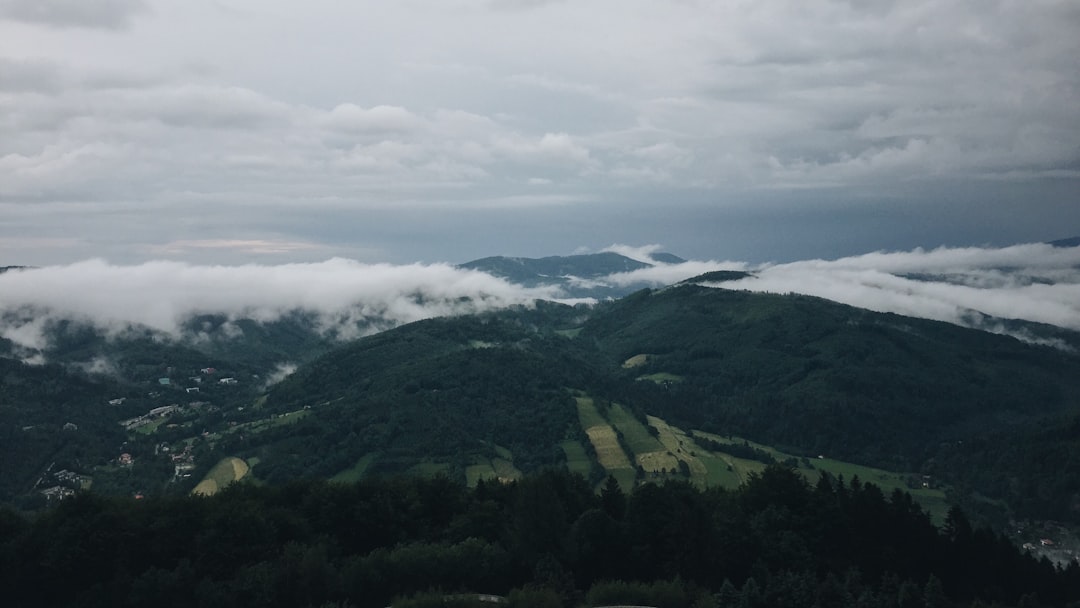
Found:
<box><xmin>600</xmin><ymin>475</ymin><xmax>626</xmax><ymax>520</ymax></box>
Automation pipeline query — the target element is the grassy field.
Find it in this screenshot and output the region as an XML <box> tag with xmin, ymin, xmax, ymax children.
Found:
<box><xmin>466</xmin><ymin>463</ymin><xmax>496</xmax><ymax>486</ymax></box>
<box><xmin>637</xmin><ymin>372</ymin><xmax>684</xmax><ymax>384</ymax></box>
<box><xmin>575</xmin><ymin>396</ymin><xmax>608</xmax><ymax>429</ymax></box>
<box><xmin>133</xmin><ymin>417</ymin><xmax>168</xmax><ymax>435</ymax></box>
<box><xmin>554</xmin><ymin>328</ymin><xmax>582</xmax><ymax>338</ymax></box>
<box><xmin>192</xmin><ymin>457</ymin><xmax>249</xmax><ymax>496</ymax></box>
<box><xmin>216</xmin><ymin>409</ymin><xmax>311</xmax><ymax>445</ymax></box>
<box><xmin>331</xmin><ymin>453</ymin><xmax>378</xmax><ymax>483</ymax></box>
<box><xmin>621</xmin><ymin>354</ymin><xmax>649</xmax><ymax>368</ymax></box>
<box><xmin>691</xmin><ymin>429</ymin><xmax>950</xmax><ymax>522</ymax></box>
<box><xmin>577</xmin><ymin>396</ymin><xmax>637</xmax><ymax>490</ymax></box>
<box><xmin>466</xmin><ymin>456</ymin><xmax>524</xmax><ymax>486</ymax></box>
<box><xmin>585</xmin><ymin>426</ymin><xmax>633</xmax><ymax>469</ymax></box>
<box><xmin>644</xmin><ymin>415</ymin><xmax>714</xmax><ymax>485</ymax></box>
<box><xmin>492</xmin><ymin>458</ymin><xmax>520</xmax><ymax>480</ymax></box>
<box><xmin>606</xmin><ymin>403</ymin><xmax>665</xmax><ymax>455</ymax></box>
<box><xmin>560</xmin><ymin>440</ymin><xmax>593</xmax><ymax>478</ymax></box>
<box><xmin>407</xmin><ymin>461</ymin><xmax>451</xmax><ymax>478</ymax></box>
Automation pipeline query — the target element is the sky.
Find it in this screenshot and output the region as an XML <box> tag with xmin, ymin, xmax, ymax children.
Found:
<box><xmin>1</xmin><ymin>0</ymin><xmax>1078</xmax><ymax>266</ymax></box>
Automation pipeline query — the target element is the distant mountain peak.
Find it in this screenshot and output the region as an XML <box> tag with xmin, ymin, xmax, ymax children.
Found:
<box><xmin>1048</xmin><ymin>236</ymin><xmax>1080</xmax><ymax>248</ymax></box>
<box><xmin>458</xmin><ymin>251</ymin><xmax>686</xmax><ymax>298</ymax></box>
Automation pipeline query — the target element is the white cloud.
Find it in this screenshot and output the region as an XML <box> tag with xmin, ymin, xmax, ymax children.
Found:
<box><xmin>600</xmin><ymin>244</ymin><xmax>665</xmax><ymax>264</ymax></box>
<box><xmin>706</xmin><ymin>244</ymin><xmax>1080</xmax><ymax>336</ymax></box>
<box><xmin>260</xmin><ymin>362</ymin><xmax>298</xmax><ymax>390</ymax></box>
<box><xmin>0</xmin><ymin>258</ymin><xmax>564</xmax><ymax>352</ymax></box>
<box><xmin>324</xmin><ymin>104</ymin><xmax>423</xmax><ymax>133</ymax></box>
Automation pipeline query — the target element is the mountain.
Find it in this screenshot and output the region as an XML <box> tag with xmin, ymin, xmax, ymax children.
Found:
<box><xmin>3</xmin><ymin>264</ymin><xmax>1080</xmax><ymax>525</ymax></box>
<box><xmin>1049</xmin><ymin>236</ymin><xmax>1080</xmax><ymax>248</ymax></box>
<box><xmin>213</xmin><ymin>286</ymin><xmax>1080</xmax><ymax>522</ymax></box>
<box><xmin>458</xmin><ymin>251</ymin><xmax>685</xmax><ymax>298</ymax></box>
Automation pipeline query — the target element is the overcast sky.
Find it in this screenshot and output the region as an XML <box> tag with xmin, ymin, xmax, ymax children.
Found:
<box><xmin>1</xmin><ymin>0</ymin><xmax>1078</xmax><ymax>265</ymax></box>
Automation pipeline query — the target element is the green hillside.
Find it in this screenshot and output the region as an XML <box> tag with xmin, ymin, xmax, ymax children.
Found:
<box><xmin>3</xmin><ymin>283</ymin><xmax>1080</xmax><ymax>525</ymax></box>
<box><xmin>252</xmin><ymin>285</ymin><xmax>1080</xmax><ymax>521</ymax></box>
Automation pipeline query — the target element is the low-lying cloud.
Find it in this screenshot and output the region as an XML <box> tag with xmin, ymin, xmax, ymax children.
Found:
<box><xmin>3</xmin><ymin>243</ymin><xmax>1078</xmax><ymax>361</ymax></box>
<box><xmin>701</xmin><ymin>244</ymin><xmax>1080</xmax><ymax>342</ymax></box>
<box><xmin>589</xmin><ymin>242</ymin><xmax>1080</xmax><ymax>345</ymax></box>
<box><xmin>0</xmin><ymin>258</ymin><xmax>562</xmax><ymax>355</ymax></box>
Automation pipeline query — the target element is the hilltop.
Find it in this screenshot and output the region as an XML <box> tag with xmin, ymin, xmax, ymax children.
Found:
<box><xmin>459</xmin><ymin>251</ymin><xmax>686</xmax><ymax>298</ymax></box>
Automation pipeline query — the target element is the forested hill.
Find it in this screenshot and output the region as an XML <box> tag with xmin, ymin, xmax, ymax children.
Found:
<box><xmin>252</xmin><ymin>284</ymin><xmax>1080</xmax><ymax>521</ymax></box>
<box><xmin>579</xmin><ymin>285</ymin><xmax>1080</xmax><ymax>463</ymax></box>
<box><xmin>3</xmin><ymin>282</ymin><xmax>1080</xmax><ymax>525</ymax></box>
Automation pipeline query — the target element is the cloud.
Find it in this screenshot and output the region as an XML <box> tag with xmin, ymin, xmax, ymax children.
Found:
<box><xmin>148</xmin><ymin>239</ymin><xmax>322</xmax><ymax>255</ymax></box>
<box><xmin>584</xmin><ymin>242</ymin><xmax>1080</xmax><ymax>343</ymax></box>
<box><xmin>0</xmin><ymin>58</ymin><xmax>62</xmax><ymax>93</ymax></box>
<box><xmin>0</xmin><ymin>258</ymin><xmax>563</xmax><ymax>353</ymax></box>
<box><xmin>0</xmin><ymin>1</ymin><xmax>1077</xmax><ymax>265</ymax></box>
<box><xmin>600</xmin><ymin>244</ymin><xmax>665</xmax><ymax>264</ymax></box>
<box><xmin>703</xmin><ymin>243</ymin><xmax>1080</xmax><ymax>339</ymax></box>
<box><xmin>602</xmin><ymin>260</ymin><xmax>751</xmax><ymax>288</ymax></box>
<box><xmin>0</xmin><ymin>0</ymin><xmax>148</xmax><ymax>29</ymax></box>
<box><xmin>3</xmin><ymin>243</ymin><xmax>1079</xmax><ymax>363</ymax></box>
<box><xmin>324</xmin><ymin>104</ymin><xmax>423</xmax><ymax>134</ymax></box>
<box><xmin>260</xmin><ymin>362</ymin><xmax>298</xmax><ymax>390</ymax></box>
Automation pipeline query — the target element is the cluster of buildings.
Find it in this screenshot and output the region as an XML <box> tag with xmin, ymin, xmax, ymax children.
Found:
<box><xmin>119</xmin><ymin>404</ymin><xmax>183</xmax><ymax>431</ymax></box>
<box><xmin>37</xmin><ymin>468</ymin><xmax>90</xmax><ymax>503</ymax></box>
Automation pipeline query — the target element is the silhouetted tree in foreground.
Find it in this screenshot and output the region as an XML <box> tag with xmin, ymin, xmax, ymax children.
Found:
<box><xmin>1</xmin><ymin>466</ymin><xmax>1077</xmax><ymax>607</ymax></box>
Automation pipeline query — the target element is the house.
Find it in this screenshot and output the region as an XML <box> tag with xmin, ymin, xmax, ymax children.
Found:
<box><xmin>218</xmin><ymin>377</ymin><xmax>238</xmax><ymax>385</ymax></box>
<box><xmin>63</xmin><ymin>422</ymin><xmax>78</xmax><ymax>431</ymax></box>
<box><xmin>1041</xmin><ymin>538</ymin><xmax>1055</xmax><ymax>546</ymax></box>
<box><xmin>148</xmin><ymin>404</ymin><xmax>179</xmax><ymax>417</ymax></box>
<box><xmin>40</xmin><ymin>486</ymin><xmax>75</xmax><ymax>501</ymax></box>
<box><xmin>158</xmin><ymin>378</ymin><xmax>171</xmax><ymax>386</ymax></box>
<box><xmin>108</xmin><ymin>398</ymin><xmax>126</xmax><ymax>406</ymax></box>
<box><xmin>200</xmin><ymin>367</ymin><xmax>216</xmax><ymax>374</ymax></box>
<box><xmin>55</xmin><ymin>470</ymin><xmax>80</xmax><ymax>483</ymax></box>
<box><xmin>118</xmin><ymin>453</ymin><xmax>134</xmax><ymax>466</ymax></box>
<box><xmin>186</xmin><ymin>387</ymin><xmax>200</xmax><ymax>394</ymax></box>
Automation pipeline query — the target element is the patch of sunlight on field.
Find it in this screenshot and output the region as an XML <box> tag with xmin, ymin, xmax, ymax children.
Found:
<box><xmin>554</xmin><ymin>328</ymin><xmax>581</xmax><ymax>338</ymax></box>
<box><xmin>621</xmin><ymin>354</ymin><xmax>650</xmax><ymax>368</ymax></box>
<box><xmin>192</xmin><ymin>457</ymin><xmax>249</xmax><ymax>497</ymax></box>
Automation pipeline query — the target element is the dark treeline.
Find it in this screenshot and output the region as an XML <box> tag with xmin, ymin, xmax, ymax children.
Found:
<box><xmin>1</xmin><ymin>466</ymin><xmax>1077</xmax><ymax>608</ymax></box>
